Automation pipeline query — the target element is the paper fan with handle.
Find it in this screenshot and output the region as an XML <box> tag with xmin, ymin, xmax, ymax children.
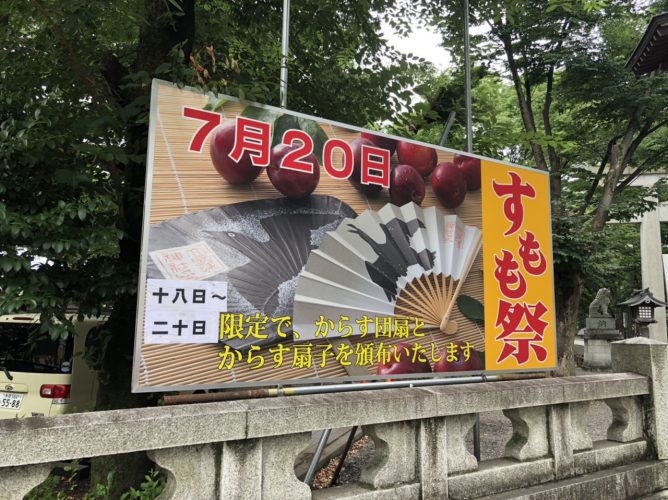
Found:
<box><xmin>147</xmin><ymin>195</ymin><xmax>356</xmax><ymax>350</ymax></box>
<box><xmin>292</xmin><ymin>202</ymin><xmax>482</xmax><ymax>339</ymax></box>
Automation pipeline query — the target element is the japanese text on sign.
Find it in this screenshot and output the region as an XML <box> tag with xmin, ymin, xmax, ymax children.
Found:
<box><xmin>492</xmin><ymin>173</ymin><xmax>548</xmax><ymax>365</ymax></box>
<box><xmin>218</xmin><ymin>313</ymin><xmax>426</xmax><ymax>342</ymax></box>
<box><xmin>217</xmin><ymin>340</ymin><xmax>476</xmax><ymax>371</ymax></box>
<box><xmin>483</xmin><ymin>162</ymin><xmax>556</xmax><ymax>371</ymax></box>
<box><xmin>144</xmin><ymin>279</ymin><xmax>228</xmax><ymax>344</ymax></box>
<box><xmin>183</xmin><ymin>110</ymin><xmax>391</xmax><ymax>188</ymax></box>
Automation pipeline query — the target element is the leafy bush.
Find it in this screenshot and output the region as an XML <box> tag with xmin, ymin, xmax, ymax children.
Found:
<box><xmin>26</xmin><ymin>467</ymin><xmax>165</xmax><ymax>500</ymax></box>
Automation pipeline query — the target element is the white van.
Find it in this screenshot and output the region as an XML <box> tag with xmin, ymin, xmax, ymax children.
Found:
<box><xmin>0</xmin><ymin>314</ymin><xmax>102</xmax><ymax>418</ymax></box>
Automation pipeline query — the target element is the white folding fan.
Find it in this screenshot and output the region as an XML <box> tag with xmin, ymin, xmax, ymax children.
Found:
<box><xmin>292</xmin><ymin>203</ymin><xmax>482</xmax><ymax>340</ymax></box>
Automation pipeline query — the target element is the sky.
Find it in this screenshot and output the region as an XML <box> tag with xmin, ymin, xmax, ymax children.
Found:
<box><xmin>381</xmin><ymin>19</ymin><xmax>491</xmax><ymax>72</ymax></box>
<box><xmin>381</xmin><ymin>22</ymin><xmax>452</xmax><ymax>71</ymax></box>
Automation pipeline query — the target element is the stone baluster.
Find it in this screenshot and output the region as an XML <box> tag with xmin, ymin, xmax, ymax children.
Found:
<box><xmin>1</xmin><ymin>464</ymin><xmax>53</xmax><ymax>500</ymax></box>
<box><xmin>503</xmin><ymin>406</ymin><xmax>549</xmax><ymax>461</ymax></box>
<box><xmin>258</xmin><ymin>433</ymin><xmax>312</xmax><ymax>500</ymax></box>
<box><xmin>418</xmin><ymin>417</ymin><xmax>448</xmax><ymax>498</ymax></box>
<box><xmin>361</xmin><ymin>417</ymin><xmax>456</xmax><ymax>497</ymax></box>
<box><xmin>150</xmin><ymin>433</ymin><xmax>311</xmax><ymax>500</ymax></box>
<box><xmin>445</xmin><ymin>414</ymin><xmax>477</xmax><ymax>474</ymax></box>
<box><xmin>149</xmin><ymin>444</ymin><xmax>218</xmax><ymax>500</ymax></box>
<box><xmin>360</xmin><ymin>421</ymin><xmax>417</xmax><ymax>489</ymax></box>
<box><xmin>219</xmin><ymin>439</ymin><xmax>261</xmax><ymax>500</ymax></box>
<box><xmin>218</xmin><ymin>433</ymin><xmax>311</xmax><ymax>500</ymax></box>
<box><xmin>548</xmin><ymin>404</ymin><xmax>575</xmax><ymax>480</ymax></box>
<box><xmin>604</xmin><ymin>396</ymin><xmax>644</xmax><ymax>443</ymax></box>
<box><xmin>569</xmin><ymin>401</ymin><xmax>594</xmax><ymax>452</ymax></box>
<box><xmin>611</xmin><ymin>338</ymin><xmax>668</xmax><ymax>459</ymax></box>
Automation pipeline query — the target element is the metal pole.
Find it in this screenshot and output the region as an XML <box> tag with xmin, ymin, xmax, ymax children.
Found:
<box><xmin>163</xmin><ymin>372</ymin><xmax>546</xmax><ymax>405</ymax></box>
<box><xmin>463</xmin><ymin>0</ymin><xmax>473</xmax><ymax>153</ymax></box>
<box><xmin>280</xmin><ymin>0</ymin><xmax>290</xmax><ymax>108</ymax></box>
<box><xmin>473</xmin><ymin>414</ymin><xmax>481</xmax><ymax>460</ymax></box>
<box><xmin>304</xmin><ymin>428</ymin><xmax>332</xmax><ymax>485</ymax></box>
<box><xmin>330</xmin><ymin>426</ymin><xmax>359</xmax><ymax>487</ymax></box>
<box><xmin>462</xmin><ymin>0</ymin><xmax>480</xmax><ymax>460</ymax></box>
<box><xmin>285</xmin><ymin>374</ymin><xmax>496</xmax><ymax>395</ymax></box>
<box><xmin>439</xmin><ymin>111</ymin><xmax>457</xmax><ymax>147</ymax></box>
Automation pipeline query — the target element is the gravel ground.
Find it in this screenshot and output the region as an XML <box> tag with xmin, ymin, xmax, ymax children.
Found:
<box><xmin>312</xmin><ymin>393</ymin><xmax>613</xmax><ymax>489</ymax></box>
<box><xmin>313</xmin><ymin>435</ymin><xmax>375</xmax><ymax>489</ymax></box>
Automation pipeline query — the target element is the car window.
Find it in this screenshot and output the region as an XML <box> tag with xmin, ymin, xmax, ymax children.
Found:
<box><xmin>0</xmin><ymin>324</ymin><xmax>74</xmax><ymax>374</ymax></box>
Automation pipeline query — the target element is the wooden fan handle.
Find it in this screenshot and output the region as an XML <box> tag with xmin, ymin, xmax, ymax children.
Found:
<box><xmin>439</xmin><ymin>232</ymin><xmax>482</xmax><ymax>331</ymax></box>
<box><xmin>439</xmin><ymin>292</ymin><xmax>458</xmax><ymax>331</ymax></box>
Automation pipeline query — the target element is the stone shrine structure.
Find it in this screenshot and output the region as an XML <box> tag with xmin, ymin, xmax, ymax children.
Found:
<box><xmin>584</xmin><ymin>288</ymin><xmax>622</xmax><ymax>369</ymax></box>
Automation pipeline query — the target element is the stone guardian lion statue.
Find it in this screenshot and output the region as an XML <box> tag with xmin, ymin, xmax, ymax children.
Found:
<box><xmin>588</xmin><ymin>288</ymin><xmax>611</xmax><ymax>317</ymax></box>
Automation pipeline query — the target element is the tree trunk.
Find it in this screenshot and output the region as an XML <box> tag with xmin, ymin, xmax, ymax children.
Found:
<box><xmin>555</xmin><ymin>271</ymin><xmax>583</xmax><ymax>376</ymax></box>
<box><xmin>90</xmin><ymin>1</ymin><xmax>196</xmax><ymax>495</ymax></box>
<box><xmin>591</xmin><ymin>106</ymin><xmax>643</xmax><ymax>231</ymax></box>
<box><xmin>497</xmin><ymin>31</ymin><xmax>548</xmax><ymax>171</ymax></box>
<box><xmin>89</xmin><ymin>294</ymin><xmax>153</xmax><ymax>496</ymax></box>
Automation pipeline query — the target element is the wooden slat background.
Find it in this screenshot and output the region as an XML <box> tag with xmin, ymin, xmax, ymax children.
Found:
<box><xmin>139</xmin><ymin>83</ymin><xmax>485</xmax><ymax>389</ymax></box>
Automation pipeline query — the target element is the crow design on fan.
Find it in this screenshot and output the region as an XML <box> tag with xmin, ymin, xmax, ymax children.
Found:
<box><xmin>292</xmin><ymin>202</ymin><xmax>482</xmax><ymax>340</ymax></box>
<box><xmin>147</xmin><ymin>195</ymin><xmax>358</xmax><ymax>351</ymax></box>
<box><xmin>347</xmin><ymin>218</ymin><xmax>436</xmax><ymax>301</ymax></box>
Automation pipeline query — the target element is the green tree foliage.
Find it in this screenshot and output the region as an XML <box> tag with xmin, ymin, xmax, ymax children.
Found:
<box><xmin>580</xmin><ymin>223</ymin><xmax>641</xmax><ymax>323</ymax></box>
<box><xmin>0</xmin><ymin>0</ymin><xmax>423</xmax><ymax>493</ymax></box>
<box><xmin>408</xmin><ymin>0</ymin><xmax>668</xmax><ymax>372</ymax></box>
<box><xmin>392</xmin><ymin>67</ymin><xmax>526</xmax><ymax>161</ymax></box>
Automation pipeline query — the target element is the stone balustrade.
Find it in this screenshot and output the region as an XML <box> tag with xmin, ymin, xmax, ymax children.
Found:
<box><xmin>2</xmin><ymin>338</ymin><xmax>668</xmax><ymax>500</ymax></box>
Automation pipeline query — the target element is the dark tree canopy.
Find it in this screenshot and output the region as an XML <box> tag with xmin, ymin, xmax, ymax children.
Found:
<box><xmin>0</xmin><ymin>0</ymin><xmax>423</xmax><ymax>342</ymax></box>
<box><xmin>0</xmin><ymin>0</ymin><xmax>424</xmax><ymax>492</ymax></box>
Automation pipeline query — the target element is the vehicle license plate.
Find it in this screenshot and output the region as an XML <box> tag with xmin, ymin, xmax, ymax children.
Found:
<box><xmin>0</xmin><ymin>391</ymin><xmax>23</xmax><ymax>410</ymax></box>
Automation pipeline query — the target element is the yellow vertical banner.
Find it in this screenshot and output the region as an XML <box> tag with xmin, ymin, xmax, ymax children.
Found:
<box><xmin>482</xmin><ymin>160</ymin><xmax>556</xmax><ymax>371</ymax></box>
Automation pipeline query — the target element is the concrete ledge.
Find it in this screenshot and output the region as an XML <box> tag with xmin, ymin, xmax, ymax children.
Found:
<box><xmin>0</xmin><ymin>399</ymin><xmax>250</xmax><ymax>466</ymax></box>
<box><xmin>448</xmin><ymin>458</ymin><xmax>555</xmax><ymax>500</ymax></box>
<box><xmin>447</xmin><ymin>440</ymin><xmax>648</xmax><ymax>499</ymax></box>
<box><xmin>484</xmin><ymin>460</ymin><xmax>668</xmax><ymax>500</ymax></box>
<box><xmin>0</xmin><ymin>374</ymin><xmax>649</xmax><ymax>467</ymax></box>
<box><xmin>312</xmin><ymin>483</ymin><xmax>420</xmax><ymax>499</ymax></box>
<box><xmin>312</xmin><ymin>458</ymin><xmax>667</xmax><ymax>500</ymax></box>
<box><xmin>423</xmin><ymin>374</ymin><xmax>649</xmax><ymax>414</ymax></box>
<box><xmin>574</xmin><ymin>440</ymin><xmax>649</xmax><ymax>476</ymax></box>
<box><xmin>244</xmin><ymin>387</ymin><xmax>438</xmax><ymax>438</ymax></box>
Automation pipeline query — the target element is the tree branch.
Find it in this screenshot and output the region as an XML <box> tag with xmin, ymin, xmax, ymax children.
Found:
<box><xmin>496</xmin><ymin>30</ymin><xmax>548</xmax><ymax>171</ymax></box>
<box><xmin>543</xmin><ymin>66</ymin><xmax>555</xmax><ymax>137</ymax></box>
<box><xmin>543</xmin><ymin>20</ymin><xmax>569</xmax><ymax>176</ymax></box>
<box><xmin>524</xmin><ymin>69</ymin><xmax>532</xmax><ymax>112</ymax></box>
<box><xmin>577</xmin><ymin>136</ymin><xmax>618</xmax><ymax>216</ymax></box>
<box><xmin>614</xmin><ymin>115</ymin><xmax>668</xmax><ymax>193</ymax></box>
<box><xmin>543</xmin><ymin>65</ymin><xmax>563</xmax><ymax>200</ymax></box>
<box><xmin>644</xmin><ymin>115</ymin><xmax>668</xmax><ymax>136</ymax></box>
<box><xmin>614</xmin><ymin>165</ymin><xmax>644</xmax><ymax>194</ymax></box>
<box><xmin>591</xmin><ymin>104</ymin><xmax>644</xmax><ymax>231</ymax></box>
<box><xmin>621</xmin><ymin>118</ymin><xmax>652</xmax><ymax>168</ymax></box>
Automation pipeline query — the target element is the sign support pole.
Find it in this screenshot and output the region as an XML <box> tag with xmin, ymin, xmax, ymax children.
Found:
<box><xmin>439</xmin><ymin>111</ymin><xmax>457</xmax><ymax>147</ymax></box>
<box><xmin>280</xmin><ymin>0</ymin><xmax>290</xmax><ymax>108</ymax></box>
<box><xmin>464</xmin><ymin>0</ymin><xmax>473</xmax><ymax>153</ymax></box>
<box><xmin>463</xmin><ymin>0</ymin><xmax>481</xmax><ymax>461</ymax></box>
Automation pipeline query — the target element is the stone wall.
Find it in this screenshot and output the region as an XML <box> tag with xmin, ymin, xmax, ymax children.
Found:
<box><xmin>1</xmin><ymin>338</ymin><xmax>668</xmax><ymax>499</ymax></box>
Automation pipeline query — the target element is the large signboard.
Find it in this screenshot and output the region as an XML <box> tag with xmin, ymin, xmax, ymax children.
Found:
<box><xmin>131</xmin><ymin>79</ymin><xmax>556</xmax><ymax>392</ymax></box>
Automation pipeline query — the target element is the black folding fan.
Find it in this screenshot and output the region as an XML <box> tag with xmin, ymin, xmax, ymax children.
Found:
<box><xmin>147</xmin><ymin>195</ymin><xmax>357</xmax><ymax>350</ymax></box>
